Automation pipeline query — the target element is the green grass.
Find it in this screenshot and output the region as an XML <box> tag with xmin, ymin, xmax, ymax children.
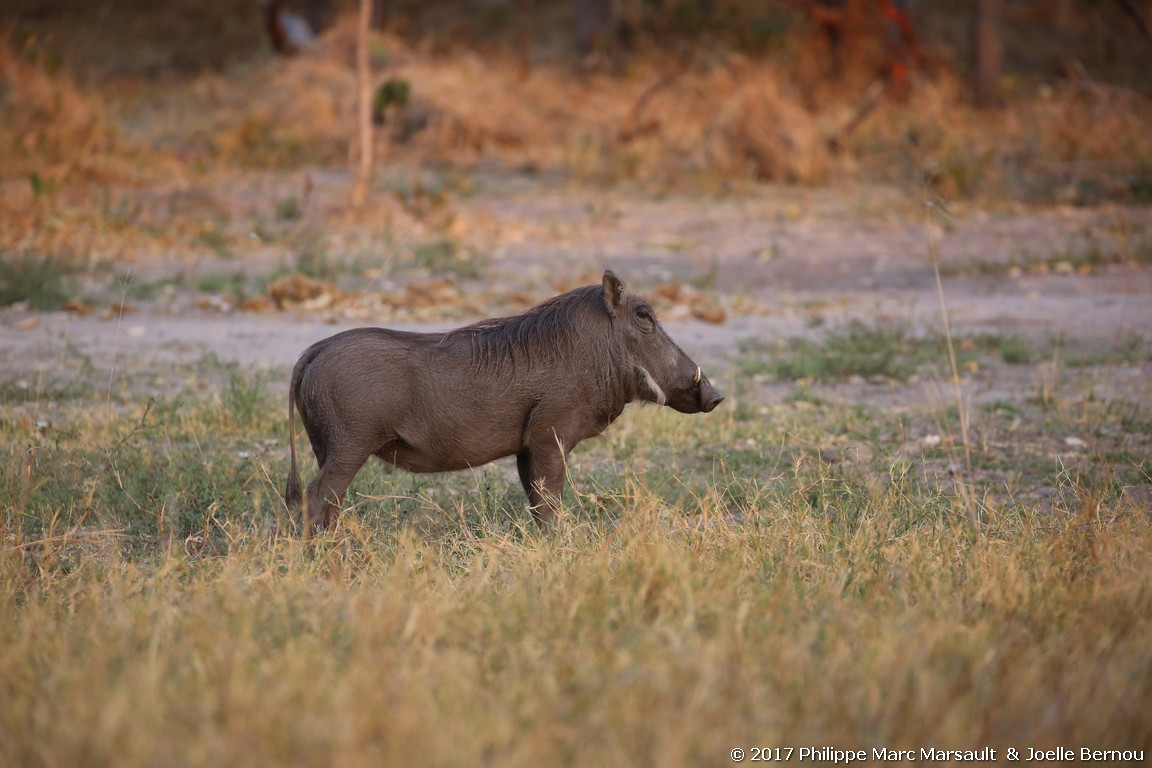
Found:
<box><xmin>275</xmin><ymin>195</ymin><xmax>302</xmax><ymax>223</ymax></box>
<box><xmin>0</xmin><ymin>251</ymin><xmax>82</xmax><ymax>309</ymax></box>
<box><xmin>740</xmin><ymin>320</ymin><xmax>912</xmax><ymax>381</ymax></box>
<box><xmin>119</xmin><ymin>274</ymin><xmax>185</xmax><ymax>301</ymax></box>
<box><xmin>2</xmin><ymin>356</ymin><xmax>1151</xmax><ymax>765</ymax></box>
<box><xmin>992</xmin><ymin>333</ymin><xmax>1039</xmax><ymax>365</ymax></box>
<box><xmin>412</xmin><ymin>236</ymin><xmax>487</xmax><ymax>279</ymax></box>
<box><xmin>196</xmin><ymin>271</ymin><xmax>250</xmax><ymax>296</ymax></box>
<box><xmin>1061</xmin><ymin>332</ymin><xmax>1152</xmax><ymax>368</ymax></box>
<box><xmin>740</xmin><ymin>321</ymin><xmax>1044</xmax><ymax>383</ymax></box>
<box><xmin>743</xmin><ymin>321</ymin><xmax>1149</xmax><ymax>385</ymax></box>
<box><xmin>290</xmin><ymin>227</ymin><xmax>335</xmax><ymax>279</ymax></box>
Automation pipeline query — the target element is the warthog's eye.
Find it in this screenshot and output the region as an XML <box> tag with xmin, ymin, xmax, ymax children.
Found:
<box><xmin>636</xmin><ymin>306</ymin><xmax>655</xmax><ymax>327</ymax></box>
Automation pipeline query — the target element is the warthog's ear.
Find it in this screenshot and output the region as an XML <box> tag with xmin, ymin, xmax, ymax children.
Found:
<box><xmin>602</xmin><ymin>270</ymin><xmax>625</xmax><ymax>317</ymax></box>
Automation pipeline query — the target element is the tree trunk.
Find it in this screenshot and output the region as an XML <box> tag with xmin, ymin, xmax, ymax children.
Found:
<box><xmin>351</xmin><ymin>0</ymin><xmax>374</xmax><ymax>208</ymax></box>
<box><xmin>972</xmin><ymin>0</ymin><xmax>1003</xmax><ymax>107</ymax></box>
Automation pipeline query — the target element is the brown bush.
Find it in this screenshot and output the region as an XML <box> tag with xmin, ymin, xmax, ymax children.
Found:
<box><xmin>0</xmin><ymin>42</ymin><xmax>116</xmax><ymax>180</ymax></box>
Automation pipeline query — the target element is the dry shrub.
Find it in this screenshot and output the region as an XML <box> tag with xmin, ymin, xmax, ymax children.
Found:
<box><xmin>210</xmin><ymin>54</ymin><xmax>355</xmax><ymax>168</ymax></box>
<box><xmin>147</xmin><ymin>39</ymin><xmax>1152</xmax><ymax>196</ymax></box>
<box><xmin>853</xmin><ymin>73</ymin><xmax>1152</xmax><ymax>199</ymax></box>
<box><xmin>207</xmin><ymin>20</ymin><xmax>564</xmax><ymax>170</ymax></box>
<box><xmin>704</xmin><ymin>66</ymin><xmax>832</xmax><ymax>184</ymax></box>
<box><xmin>388</xmin><ymin>54</ymin><xmax>836</xmax><ymax>185</ymax></box>
<box><xmin>853</xmin><ymin>74</ymin><xmax>992</xmax><ymax>196</ymax></box>
<box><xmin>0</xmin><ymin>40</ymin><xmax>116</xmax><ymax>180</ymax></box>
<box><xmin>7</xmin><ymin>11</ymin><xmax>1152</xmax><ymax>198</ymax></box>
<box><xmin>1027</xmin><ymin>81</ymin><xmax>1152</xmax><ymax>166</ymax></box>
<box><xmin>196</xmin><ymin>16</ymin><xmax>835</xmax><ymax>185</ymax></box>
<box><xmin>397</xmin><ymin>55</ymin><xmax>561</xmax><ymax>161</ymax></box>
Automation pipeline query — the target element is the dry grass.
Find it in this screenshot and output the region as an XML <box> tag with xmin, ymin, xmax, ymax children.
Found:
<box><xmin>3</xmin><ymin>488</ymin><xmax>1151</xmax><ymax>765</ymax></box>
<box><xmin>2</xmin><ymin>358</ymin><xmax>1151</xmax><ymax>765</ymax></box>
<box><xmin>0</xmin><ymin>42</ymin><xmax>115</xmax><ymax>180</ymax></box>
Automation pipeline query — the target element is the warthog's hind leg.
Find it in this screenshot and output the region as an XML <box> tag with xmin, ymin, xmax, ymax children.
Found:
<box><xmin>304</xmin><ymin>449</ymin><xmax>370</xmax><ymax>537</ymax></box>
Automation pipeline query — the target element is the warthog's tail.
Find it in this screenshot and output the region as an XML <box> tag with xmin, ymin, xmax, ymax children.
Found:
<box><xmin>284</xmin><ymin>357</ymin><xmax>307</xmax><ymax>517</ymax></box>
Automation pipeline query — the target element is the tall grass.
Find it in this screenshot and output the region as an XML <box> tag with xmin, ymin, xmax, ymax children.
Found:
<box><xmin>2</xmin><ymin>365</ymin><xmax>1150</xmax><ymax>766</ymax></box>
<box><xmin>2</xmin><ymin>495</ymin><xmax>1150</xmax><ymax>766</ymax></box>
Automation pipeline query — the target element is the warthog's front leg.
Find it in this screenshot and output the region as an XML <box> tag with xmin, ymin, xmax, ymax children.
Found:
<box><xmin>516</xmin><ymin>439</ymin><xmax>569</xmax><ymax>529</ymax></box>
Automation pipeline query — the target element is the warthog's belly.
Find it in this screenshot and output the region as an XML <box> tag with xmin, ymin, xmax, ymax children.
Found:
<box><xmin>374</xmin><ymin>436</ymin><xmax>518</xmax><ymax>474</ymax></box>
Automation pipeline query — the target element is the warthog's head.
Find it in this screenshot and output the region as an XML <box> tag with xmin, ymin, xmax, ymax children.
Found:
<box><xmin>601</xmin><ymin>270</ymin><xmax>725</xmax><ymax>414</ymax></box>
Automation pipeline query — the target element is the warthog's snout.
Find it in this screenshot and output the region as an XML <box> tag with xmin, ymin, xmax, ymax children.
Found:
<box><xmin>699</xmin><ymin>374</ymin><xmax>724</xmax><ymax>413</ymax></box>
<box><xmin>700</xmin><ymin>384</ymin><xmax>724</xmax><ymax>413</ymax></box>
<box><xmin>667</xmin><ymin>366</ymin><xmax>724</xmax><ymax>415</ymax></box>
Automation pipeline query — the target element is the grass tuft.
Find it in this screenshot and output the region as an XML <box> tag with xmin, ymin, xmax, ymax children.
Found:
<box><xmin>0</xmin><ymin>251</ymin><xmax>82</xmax><ymax>309</ymax></box>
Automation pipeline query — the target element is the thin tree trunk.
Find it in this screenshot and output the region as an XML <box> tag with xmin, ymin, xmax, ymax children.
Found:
<box><xmin>972</xmin><ymin>0</ymin><xmax>1003</xmax><ymax>107</ymax></box>
<box><xmin>351</xmin><ymin>0</ymin><xmax>373</xmax><ymax>208</ymax></box>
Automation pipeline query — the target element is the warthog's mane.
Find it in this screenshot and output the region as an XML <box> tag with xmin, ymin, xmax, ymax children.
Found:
<box><xmin>448</xmin><ymin>284</ymin><xmax>612</xmax><ymax>373</ymax></box>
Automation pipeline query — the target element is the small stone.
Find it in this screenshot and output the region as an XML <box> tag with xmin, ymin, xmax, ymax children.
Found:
<box><xmin>689</xmin><ymin>296</ymin><xmax>726</xmax><ymax>324</ymax></box>
<box><xmin>240</xmin><ymin>296</ymin><xmax>275</xmax><ymax>313</ymax></box>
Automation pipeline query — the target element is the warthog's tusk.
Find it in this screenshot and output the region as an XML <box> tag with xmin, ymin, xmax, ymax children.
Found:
<box><xmin>693</xmin><ymin>366</ymin><xmax>701</xmax><ymax>385</ymax></box>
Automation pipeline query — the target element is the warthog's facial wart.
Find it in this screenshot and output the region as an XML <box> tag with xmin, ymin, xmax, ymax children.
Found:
<box><xmin>637</xmin><ymin>365</ymin><xmax>668</xmax><ymax>406</ymax></box>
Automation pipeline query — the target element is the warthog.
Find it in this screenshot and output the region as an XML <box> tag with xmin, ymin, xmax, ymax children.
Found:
<box><xmin>285</xmin><ymin>270</ymin><xmax>724</xmax><ymax>533</ymax></box>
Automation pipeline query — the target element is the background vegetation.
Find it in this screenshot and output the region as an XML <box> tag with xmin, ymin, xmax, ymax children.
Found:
<box><xmin>4</xmin><ymin>1</ymin><xmax>1151</xmax><ymax>286</ymax></box>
